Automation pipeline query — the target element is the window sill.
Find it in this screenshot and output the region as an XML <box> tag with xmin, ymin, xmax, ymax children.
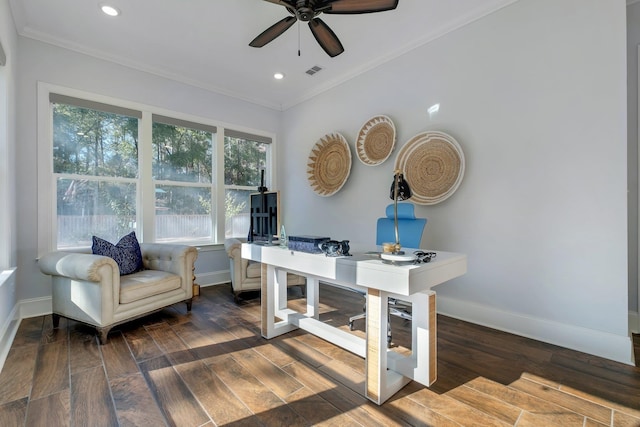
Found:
<box><xmin>0</xmin><ymin>268</ymin><xmax>16</xmax><ymax>288</ymax></box>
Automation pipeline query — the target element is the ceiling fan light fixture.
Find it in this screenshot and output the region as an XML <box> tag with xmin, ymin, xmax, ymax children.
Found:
<box><xmin>100</xmin><ymin>4</ymin><xmax>120</xmax><ymax>17</ymax></box>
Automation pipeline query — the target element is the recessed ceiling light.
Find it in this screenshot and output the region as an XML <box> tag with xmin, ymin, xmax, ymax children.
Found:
<box><xmin>100</xmin><ymin>4</ymin><xmax>120</xmax><ymax>17</ymax></box>
<box><xmin>273</xmin><ymin>73</ymin><xmax>285</xmax><ymax>80</ymax></box>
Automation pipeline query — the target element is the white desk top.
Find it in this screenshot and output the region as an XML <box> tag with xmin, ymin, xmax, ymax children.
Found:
<box><xmin>241</xmin><ymin>242</ymin><xmax>467</xmax><ymax>296</ymax></box>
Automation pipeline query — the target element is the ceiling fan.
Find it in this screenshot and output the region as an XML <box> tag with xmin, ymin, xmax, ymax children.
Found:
<box><xmin>249</xmin><ymin>0</ymin><xmax>399</xmax><ymax>57</ymax></box>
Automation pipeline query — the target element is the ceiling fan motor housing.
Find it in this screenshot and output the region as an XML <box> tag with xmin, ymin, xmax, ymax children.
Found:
<box><xmin>296</xmin><ymin>7</ymin><xmax>316</xmax><ymax>21</ymax></box>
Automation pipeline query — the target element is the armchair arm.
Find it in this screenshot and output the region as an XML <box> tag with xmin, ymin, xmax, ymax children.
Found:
<box><xmin>224</xmin><ymin>238</ymin><xmax>241</xmax><ymax>257</ymax></box>
<box><xmin>38</xmin><ymin>251</ymin><xmax>119</xmax><ymax>282</ymax></box>
<box><xmin>225</xmin><ymin>237</ymin><xmax>246</xmax><ymax>271</ymax></box>
<box><xmin>225</xmin><ymin>238</ymin><xmax>259</xmax><ymax>294</ymax></box>
<box><xmin>139</xmin><ymin>243</ymin><xmax>198</xmax><ymax>292</ymax></box>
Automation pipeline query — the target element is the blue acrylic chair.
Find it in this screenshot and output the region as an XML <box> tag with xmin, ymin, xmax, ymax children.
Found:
<box><xmin>348</xmin><ymin>202</ymin><xmax>427</xmax><ymax>344</ymax></box>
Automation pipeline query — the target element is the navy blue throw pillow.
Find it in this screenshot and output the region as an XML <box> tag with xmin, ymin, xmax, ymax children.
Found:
<box><xmin>92</xmin><ymin>231</ymin><xmax>143</xmax><ymax>276</ymax></box>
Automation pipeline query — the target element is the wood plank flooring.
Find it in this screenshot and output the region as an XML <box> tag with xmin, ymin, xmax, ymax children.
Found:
<box><xmin>0</xmin><ymin>283</ymin><xmax>638</xmax><ymax>427</ymax></box>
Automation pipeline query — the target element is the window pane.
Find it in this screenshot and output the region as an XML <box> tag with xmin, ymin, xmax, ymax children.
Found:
<box><xmin>152</xmin><ymin>122</ymin><xmax>212</xmax><ymax>183</ymax></box>
<box><xmin>155</xmin><ymin>185</ymin><xmax>212</xmax><ymax>243</ymax></box>
<box><xmin>225</xmin><ymin>189</ymin><xmax>251</xmax><ymax>238</ymax></box>
<box><xmin>224</xmin><ymin>135</ymin><xmax>270</xmax><ymax>239</ymax></box>
<box><xmin>53</xmin><ymin>103</ymin><xmax>138</xmax><ymax>178</ymax></box>
<box><xmin>57</xmin><ymin>178</ymin><xmax>136</xmax><ymax>248</ymax></box>
<box><xmin>224</xmin><ymin>136</ymin><xmax>268</xmax><ymax>186</ymax></box>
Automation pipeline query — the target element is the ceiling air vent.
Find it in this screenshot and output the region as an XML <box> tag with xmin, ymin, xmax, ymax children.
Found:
<box><xmin>305</xmin><ymin>65</ymin><xmax>323</xmax><ymax>76</ymax></box>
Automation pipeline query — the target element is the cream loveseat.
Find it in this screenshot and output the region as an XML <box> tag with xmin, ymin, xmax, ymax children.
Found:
<box><xmin>38</xmin><ymin>243</ymin><xmax>198</xmax><ymax>344</ymax></box>
<box><xmin>225</xmin><ymin>238</ymin><xmax>305</xmax><ymax>303</ymax></box>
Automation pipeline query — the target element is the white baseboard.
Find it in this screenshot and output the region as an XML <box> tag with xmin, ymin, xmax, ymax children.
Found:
<box><xmin>0</xmin><ymin>268</ymin><xmax>19</xmax><ymax>373</ymax></box>
<box><xmin>438</xmin><ymin>296</ymin><xmax>635</xmax><ymax>366</ymax></box>
<box><xmin>196</xmin><ymin>270</ymin><xmax>230</xmax><ymax>287</ymax></box>
<box><xmin>0</xmin><ymin>303</ymin><xmax>20</xmax><ymax>373</ymax></box>
<box><xmin>19</xmin><ymin>296</ymin><xmax>52</xmax><ymax>319</ymax></box>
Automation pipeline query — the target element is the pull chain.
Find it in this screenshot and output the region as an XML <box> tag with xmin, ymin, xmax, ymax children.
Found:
<box><xmin>298</xmin><ymin>21</ymin><xmax>301</xmax><ymax>56</ymax></box>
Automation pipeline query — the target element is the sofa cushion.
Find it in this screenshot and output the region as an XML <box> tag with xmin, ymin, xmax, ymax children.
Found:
<box><xmin>120</xmin><ymin>270</ymin><xmax>181</xmax><ymax>304</ymax></box>
<box><xmin>246</xmin><ymin>261</ymin><xmax>261</xmax><ymax>279</ymax></box>
<box><xmin>92</xmin><ymin>231</ymin><xmax>143</xmax><ymax>275</ymax></box>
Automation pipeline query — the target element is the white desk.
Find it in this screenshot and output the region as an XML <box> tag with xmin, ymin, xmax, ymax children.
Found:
<box><xmin>241</xmin><ymin>243</ymin><xmax>467</xmax><ymax>405</ymax></box>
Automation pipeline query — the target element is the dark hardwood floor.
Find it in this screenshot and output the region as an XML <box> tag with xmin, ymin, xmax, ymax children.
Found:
<box><xmin>0</xmin><ymin>283</ymin><xmax>639</xmax><ymax>426</ymax></box>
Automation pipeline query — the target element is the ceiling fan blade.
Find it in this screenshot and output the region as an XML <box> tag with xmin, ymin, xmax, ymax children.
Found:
<box><xmin>322</xmin><ymin>0</ymin><xmax>399</xmax><ymax>14</ymax></box>
<box><xmin>261</xmin><ymin>0</ymin><xmax>296</xmax><ymax>6</ymax></box>
<box><xmin>249</xmin><ymin>16</ymin><xmax>297</xmax><ymax>48</ymax></box>
<box><xmin>308</xmin><ymin>18</ymin><xmax>344</xmax><ymax>57</ymax></box>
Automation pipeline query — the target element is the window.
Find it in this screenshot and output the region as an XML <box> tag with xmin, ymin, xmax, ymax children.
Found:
<box><xmin>39</xmin><ymin>84</ymin><xmax>273</xmax><ymax>250</ymax></box>
<box><xmin>52</xmin><ymin>96</ymin><xmax>140</xmax><ymax>249</ymax></box>
<box><xmin>152</xmin><ymin>115</ymin><xmax>215</xmax><ymax>243</ymax></box>
<box><xmin>224</xmin><ymin>130</ymin><xmax>272</xmax><ymax>239</ymax></box>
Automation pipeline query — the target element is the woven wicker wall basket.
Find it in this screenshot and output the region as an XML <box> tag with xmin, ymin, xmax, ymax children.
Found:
<box><xmin>356</xmin><ymin>115</ymin><xmax>396</xmax><ymax>166</ymax></box>
<box><xmin>307</xmin><ymin>133</ymin><xmax>352</xmax><ymax>197</ymax></box>
<box><xmin>394</xmin><ymin>131</ymin><xmax>465</xmax><ymax>205</ymax></box>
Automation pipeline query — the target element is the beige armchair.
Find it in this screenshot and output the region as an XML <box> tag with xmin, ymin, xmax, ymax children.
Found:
<box><xmin>224</xmin><ymin>238</ymin><xmax>305</xmax><ymax>303</ymax></box>
<box><xmin>38</xmin><ymin>243</ymin><xmax>198</xmax><ymax>344</ymax></box>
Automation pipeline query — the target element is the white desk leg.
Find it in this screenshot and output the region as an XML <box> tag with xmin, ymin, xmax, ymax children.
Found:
<box><xmin>365</xmin><ymin>288</ymin><xmax>385</xmax><ymax>404</ymax></box>
<box><xmin>261</xmin><ymin>263</ymin><xmax>273</xmax><ymax>338</ymax></box>
<box><xmin>261</xmin><ymin>264</ymin><xmax>298</xmax><ymax>339</ymax></box>
<box><xmin>412</xmin><ymin>291</ymin><xmax>437</xmax><ymax>385</ymax></box>
<box><xmin>384</xmin><ymin>291</ymin><xmax>437</xmax><ymax>389</ymax></box>
<box><xmin>274</xmin><ymin>267</ymin><xmax>288</xmax><ymax>313</ymax></box>
<box><xmin>365</xmin><ymin>289</ymin><xmax>411</xmax><ymax>405</ymax></box>
<box><xmin>305</xmin><ymin>277</ymin><xmax>320</xmax><ymax>319</ymax></box>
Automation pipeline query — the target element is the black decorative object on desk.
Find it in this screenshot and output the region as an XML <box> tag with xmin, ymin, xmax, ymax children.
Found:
<box><xmin>288</xmin><ymin>235</ymin><xmax>330</xmax><ymax>254</ymax></box>
<box><xmin>319</xmin><ymin>240</ymin><xmax>351</xmax><ymax>257</ymax></box>
<box><xmin>413</xmin><ymin>251</ymin><xmax>436</xmax><ymax>263</ymax></box>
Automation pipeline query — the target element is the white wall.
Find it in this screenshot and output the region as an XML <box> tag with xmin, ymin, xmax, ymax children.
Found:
<box><xmin>15</xmin><ymin>37</ymin><xmax>281</xmax><ymax>303</ymax></box>
<box><xmin>0</xmin><ymin>0</ymin><xmax>19</xmax><ymax>367</ymax></box>
<box><xmin>281</xmin><ymin>0</ymin><xmax>632</xmax><ymax>363</ymax></box>
<box><xmin>627</xmin><ymin>1</ymin><xmax>640</xmax><ymax>332</ymax></box>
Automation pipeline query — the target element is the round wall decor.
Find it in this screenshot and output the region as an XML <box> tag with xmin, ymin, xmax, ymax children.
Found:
<box><xmin>356</xmin><ymin>115</ymin><xmax>396</xmax><ymax>166</ymax></box>
<box><xmin>394</xmin><ymin>131</ymin><xmax>465</xmax><ymax>205</ymax></box>
<box><xmin>307</xmin><ymin>133</ymin><xmax>352</xmax><ymax>197</ymax></box>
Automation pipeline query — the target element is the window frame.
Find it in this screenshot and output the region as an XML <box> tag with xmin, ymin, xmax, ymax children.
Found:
<box><xmin>37</xmin><ymin>82</ymin><xmax>275</xmax><ymax>254</ymax></box>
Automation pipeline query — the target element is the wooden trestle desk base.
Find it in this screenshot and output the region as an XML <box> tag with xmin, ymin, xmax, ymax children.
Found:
<box><xmin>243</xmin><ymin>243</ymin><xmax>467</xmax><ymax>405</ymax></box>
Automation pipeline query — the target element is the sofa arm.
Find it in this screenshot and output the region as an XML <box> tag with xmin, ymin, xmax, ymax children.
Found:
<box><xmin>38</xmin><ymin>251</ymin><xmax>119</xmax><ymax>282</ymax></box>
<box><xmin>140</xmin><ymin>243</ymin><xmax>198</xmax><ymax>291</ymax></box>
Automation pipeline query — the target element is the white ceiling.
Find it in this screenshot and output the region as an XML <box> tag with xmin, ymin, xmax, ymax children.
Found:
<box><xmin>9</xmin><ymin>0</ymin><xmax>519</xmax><ymax>110</ymax></box>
